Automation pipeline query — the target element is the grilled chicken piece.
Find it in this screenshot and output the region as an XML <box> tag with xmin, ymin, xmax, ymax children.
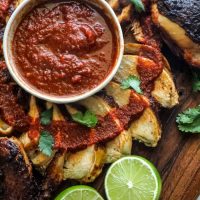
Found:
<box><xmin>105</xmin><ymin>130</ymin><xmax>132</xmax><ymax>163</ymax></box>
<box><xmin>39</xmin><ymin>151</ymin><xmax>65</xmax><ymax>200</ymax></box>
<box><xmin>105</xmin><ymin>82</ymin><xmax>161</xmax><ymax>147</ymax></box>
<box><xmin>152</xmin><ymin>1</ymin><xmax>200</xmax><ymax>68</ymax></box>
<box><xmin>0</xmin><ymin>0</ymin><xmax>19</xmax><ymax>55</ymax></box>
<box><xmin>65</xmin><ymin>105</ymin><xmax>106</xmax><ymax>182</ymax></box>
<box><xmin>0</xmin><ymin>137</ymin><xmax>38</xmax><ymax>200</ymax></box>
<box><xmin>20</xmin><ymin>98</ymin><xmax>56</xmax><ymax>174</ymax></box>
<box><xmin>20</xmin><ymin>96</ymin><xmax>40</xmax><ymax>150</ymax></box>
<box><xmin>30</xmin><ymin>103</ymin><xmax>60</xmax><ymax>174</ymax></box>
<box><xmin>63</xmin><ymin>144</ymin><xmax>105</xmax><ymax>182</ymax></box>
<box><xmin>37</xmin><ymin>105</ymin><xmax>68</xmax><ymax>199</ymax></box>
<box><xmin>78</xmin><ymin>95</ymin><xmax>132</xmax><ymax>163</ymax></box>
<box><xmin>152</xmin><ymin>60</ymin><xmax>179</xmax><ymax>108</ymax></box>
<box><xmin>0</xmin><ymin>62</ymin><xmax>30</xmax><ymax>132</ymax></box>
<box><xmin>115</xmin><ymin>43</ymin><xmax>179</xmax><ymax>108</ymax></box>
<box><xmin>130</xmin><ymin>108</ymin><xmax>161</xmax><ymax>147</ymax></box>
<box><xmin>131</xmin><ymin>14</ymin><xmax>161</xmax><ymax>48</ymax></box>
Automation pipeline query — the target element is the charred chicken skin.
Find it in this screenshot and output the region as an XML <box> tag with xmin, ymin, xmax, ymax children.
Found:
<box><xmin>0</xmin><ymin>137</ymin><xmax>38</xmax><ymax>200</ymax></box>
<box><xmin>152</xmin><ymin>0</ymin><xmax>200</xmax><ymax>68</ymax></box>
<box><xmin>0</xmin><ymin>0</ymin><xmax>180</xmax><ymax>199</ymax></box>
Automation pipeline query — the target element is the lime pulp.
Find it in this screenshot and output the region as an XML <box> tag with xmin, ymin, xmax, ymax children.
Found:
<box><xmin>105</xmin><ymin>156</ymin><xmax>162</xmax><ymax>200</ymax></box>
<box><xmin>55</xmin><ymin>185</ymin><xmax>104</xmax><ymax>200</ymax></box>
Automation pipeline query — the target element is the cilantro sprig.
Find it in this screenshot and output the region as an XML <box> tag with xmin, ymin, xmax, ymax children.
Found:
<box><xmin>39</xmin><ymin>131</ymin><xmax>54</xmax><ymax>156</ymax></box>
<box><xmin>192</xmin><ymin>71</ymin><xmax>200</xmax><ymax>92</ymax></box>
<box><xmin>121</xmin><ymin>75</ymin><xmax>143</xmax><ymax>94</ymax></box>
<box><xmin>130</xmin><ymin>0</ymin><xmax>145</xmax><ymax>13</ymax></box>
<box><xmin>72</xmin><ymin>111</ymin><xmax>98</xmax><ymax>128</ymax></box>
<box><xmin>176</xmin><ymin>105</ymin><xmax>200</xmax><ymax>133</ymax></box>
<box><xmin>40</xmin><ymin>108</ymin><xmax>53</xmax><ymax>125</ymax></box>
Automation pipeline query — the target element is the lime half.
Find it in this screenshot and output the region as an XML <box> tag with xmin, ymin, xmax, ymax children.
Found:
<box><xmin>55</xmin><ymin>185</ymin><xmax>104</xmax><ymax>200</ymax></box>
<box><xmin>105</xmin><ymin>156</ymin><xmax>162</xmax><ymax>200</ymax></box>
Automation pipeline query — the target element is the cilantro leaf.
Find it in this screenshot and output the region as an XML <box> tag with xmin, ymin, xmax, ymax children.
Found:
<box><xmin>72</xmin><ymin>111</ymin><xmax>98</xmax><ymax>128</ymax></box>
<box><xmin>39</xmin><ymin>131</ymin><xmax>54</xmax><ymax>156</ymax></box>
<box><xmin>192</xmin><ymin>71</ymin><xmax>200</xmax><ymax>92</ymax></box>
<box><xmin>176</xmin><ymin>105</ymin><xmax>200</xmax><ymax>133</ymax></box>
<box><xmin>130</xmin><ymin>0</ymin><xmax>145</xmax><ymax>13</ymax></box>
<box><xmin>121</xmin><ymin>75</ymin><xmax>143</xmax><ymax>94</ymax></box>
<box><xmin>40</xmin><ymin>108</ymin><xmax>53</xmax><ymax>125</ymax></box>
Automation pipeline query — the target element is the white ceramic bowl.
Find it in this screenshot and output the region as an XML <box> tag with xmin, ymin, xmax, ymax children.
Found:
<box><xmin>3</xmin><ymin>0</ymin><xmax>124</xmax><ymax>104</ymax></box>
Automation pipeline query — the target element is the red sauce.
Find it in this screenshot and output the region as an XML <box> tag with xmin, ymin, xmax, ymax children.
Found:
<box><xmin>137</xmin><ymin>45</ymin><xmax>163</xmax><ymax>96</ymax></box>
<box><xmin>37</xmin><ymin>91</ymin><xmax>149</xmax><ymax>151</ymax></box>
<box><xmin>140</xmin><ymin>15</ymin><xmax>161</xmax><ymax>49</ymax></box>
<box><xmin>48</xmin><ymin>112</ymin><xmax>122</xmax><ymax>151</ymax></box>
<box><xmin>115</xmin><ymin>91</ymin><xmax>149</xmax><ymax>128</ymax></box>
<box><xmin>13</xmin><ymin>1</ymin><xmax>118</xmax><ymax>97</ymax></box>
<box><xmin>27</xmin><ymin>118</ymin><xmax>40</xmax><ymax>143</ymax></box>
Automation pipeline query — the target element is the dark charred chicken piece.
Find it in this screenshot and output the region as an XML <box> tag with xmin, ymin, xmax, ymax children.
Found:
<box><xmin>0</xmin><ymin>0</ymin><xmax>17</xmax><ymax>55</ymax></box>
<box><xmin>0</xmin><ymin>61</ymin><xmax>30</xmax><ymax>132</ymax></box>
<box><xmin>0</xmin><ymin>0</ymin><xmax>15</xmax><ymax>23</ymax></box>
<box><xmin>39</xmin><ymin>151</ymin><xmax>65</xmax><ymax>200</ymax></box>
<box><xmin>152</xmin><ymin>0</ymin><xmax>200</xmax><ymax>68</ymax></box>
<box><xmin>0</xmin><ymin>137</ymin><xmax>38</xmax><ymax>200</ymax></box>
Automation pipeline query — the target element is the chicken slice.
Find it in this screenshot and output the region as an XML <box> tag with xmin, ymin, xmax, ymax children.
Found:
<box><xmin>20</xmin><ymin>96</ymin><xmax>40</xmax><ymax>150</ymax></box>
<box><xmin>63</xmin><ymin>145</ymin><xmax>105</xmax><ymax>182</ymax></box>
<box><xmin>64</xmin><ymin>105</ymin><xmax>106</xmax><ymax>182</ymax></box>
<box><xmin>105</xmin><ymin>130</ymin><xmax>132</xmax><ymax>163</ymax></box>
<box><xmin>152</xmin><ymin>62</ymin><xmax>179</xmax><ymax>108</ymax></box>
<box><xmin>129</xmin><ymin>107</ymin><xmax>161</xmax><ymax>147</ymax></box>
<box><xmin>30</xmin><ymin>103</ymin><xmax>61</xmax><ymax>174</ymax></box>
<box><xmin>77</xmin><ymin>96</ymin><xmax>111</xmax><ymax>117</ymax></box>
<box><xmin>20</xmin><ymin>98</ymin><xmax>57</xmax><ymax>174</ymax></box>
<box><xmin>0</xmin><ymin>137</ymin><xmax>38</xmax><ymax>200</ymax></box>
<box><xmin>114</xmin><ymin>52</ymin><xmax>179</xmax><ymax>108</ymax></box>
<box><xmin>77</xmin><ymin>96</ymin><xmax>132</xmax><ymax>163</ymax></box>
<box><xmin>105</xmin><ymin>82</ymin><xmax>161</xmax><ymax>147</ymax></box>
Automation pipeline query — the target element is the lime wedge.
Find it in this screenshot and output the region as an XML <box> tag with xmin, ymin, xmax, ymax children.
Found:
<box><xmin>55</xmin><ymin>185</ymin><xmax>104</xmax><ymax>200</ymax></box>
<box><xmin>105</xmin><ymin>156</ymin><xmax>162</xmax><ymax>200</ymax></box>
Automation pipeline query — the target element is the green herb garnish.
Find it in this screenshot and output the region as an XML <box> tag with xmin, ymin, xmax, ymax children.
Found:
<box><xmin>176</xmin><ymin>105</ymin><xmax>200</xmax><ymax>133</ymax></box>
<box><xmin>192</xmin><ymin>71</ymin><xmax>200</xmax><ymax>92</ymax></box>
<box><xmin>40</xmin><ymin>108</ymin><xmax>53</xmax><ymax>125</ymax></box>
<box><xmin>121</xmin><ymin>75</ymin><xmax>143</xmax><ymax>94</ymax></box>
<box><xmin>72</xmin><ymin>111</ymin><xmax>98</xmax><ymax>128</ymax></box>
<box><xmin>130</xmin><ymin>0</ymin><xmax>145</xmax><ymax>13</ymax></box>
<box><xmin>39</xmin><ymin>131</ymin><xmax>54</xmax><ymax>156</ymax></box>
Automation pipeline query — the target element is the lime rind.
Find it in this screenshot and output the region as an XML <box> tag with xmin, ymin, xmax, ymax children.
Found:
<box><xmin>55</xmin><ymin>185</ymin><xmax>104</xmax><ymax>200</ymax></box>
<box><xmin>105</xmin><ymin>156</ymin><xmax>162</xmax><ymax>200</ymax></box>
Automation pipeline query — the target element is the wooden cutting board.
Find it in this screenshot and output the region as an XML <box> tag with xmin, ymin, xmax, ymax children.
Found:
<box><xmin>90</xmin><ymin>46</ymin><xmax>200</xmax><ymax>200</ymax></box>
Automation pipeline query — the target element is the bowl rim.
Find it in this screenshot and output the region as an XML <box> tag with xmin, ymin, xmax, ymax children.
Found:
<box><xmin>3</xmin><ymin>0</ymin><xmax>124</xmax><ymax>104</ymax></box>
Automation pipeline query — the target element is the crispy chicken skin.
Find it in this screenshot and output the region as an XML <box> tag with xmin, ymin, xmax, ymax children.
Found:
<box><xmin>0</xmin><ymin>1</ymin><xmax>181</xmax><ymax>199</ymax></box>
<box><xmin>152</xmin><ymin>0</ymin><xmax>200</xmax><ymax>68</ymax></box>
<box><xmin>0</xmin><ymin>137</ymin><xmax>38</xmax><ymax>200</ymax></box>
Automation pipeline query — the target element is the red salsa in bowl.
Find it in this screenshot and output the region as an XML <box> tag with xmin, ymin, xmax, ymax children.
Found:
<box><xmin>12</xmin><ymin>0</ymin><xmax>119</xmax><ymax>98</ymax></box>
